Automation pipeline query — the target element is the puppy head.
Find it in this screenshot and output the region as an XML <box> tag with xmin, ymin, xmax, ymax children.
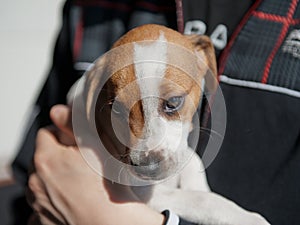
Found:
<box><xmin>86</xmin><ymin>24</ymin><xmax>217</xmax><ymax>181</ymax></box>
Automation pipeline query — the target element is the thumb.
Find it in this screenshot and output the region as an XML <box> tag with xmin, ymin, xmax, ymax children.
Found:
<box><xmin>50</xmin><ymin>104</ymin><xmax>73</xmax><ymax>138</ymax></box>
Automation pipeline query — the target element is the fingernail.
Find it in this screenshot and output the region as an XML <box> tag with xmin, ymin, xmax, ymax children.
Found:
<box><xmin>51</xmin><ymin>106</ymin><xmax>62</xmax><ymax>119</ymax></box>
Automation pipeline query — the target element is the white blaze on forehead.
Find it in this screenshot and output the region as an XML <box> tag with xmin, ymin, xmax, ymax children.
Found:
<box><xmin>133</xmin><ymin>32</ymin><xmax>167</xmax><ymax>136</ymax></box>
<box><xmin>132</xmin><ymin>32</ymin><xmax>192</xmax><ymax>169</ymax></box>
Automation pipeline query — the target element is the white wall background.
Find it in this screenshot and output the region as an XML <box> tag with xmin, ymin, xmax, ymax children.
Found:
<box><xmin>0</xmin><ymin>0</ymin><xmax>64</xmax><ymax>180</ymax></box>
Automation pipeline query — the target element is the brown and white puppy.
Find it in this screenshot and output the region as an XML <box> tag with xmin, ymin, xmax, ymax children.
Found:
<box><xmin>70</xmin><ymin>24</ymin><xmax>270</xmax><ymax>225</ymax></box>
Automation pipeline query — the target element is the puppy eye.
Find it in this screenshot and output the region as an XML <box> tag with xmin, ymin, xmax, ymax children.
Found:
<box><xmin>163</xmin><ymin>96</ymin><xmax>185</xmax><ymax>114</ymax></box>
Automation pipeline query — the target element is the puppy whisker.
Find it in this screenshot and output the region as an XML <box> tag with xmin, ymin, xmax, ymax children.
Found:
<box><xmin>194</xmin><ymin>126</ymin><xmax>224</xmax><ymax>140</ymax></box>
<box><xmin>202</xmin><ymin>127</ymin><xmax>223</xmax><ymax>139</ymax></box>
<box><xmin>97</xmin><ymin>98</ymin><xmax>115</xmax><ymax>113</ymax></box>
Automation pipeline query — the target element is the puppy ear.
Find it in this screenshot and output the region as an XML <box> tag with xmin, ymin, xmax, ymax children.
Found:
<box><xmin>84</xmin><ymin>56</ymin><xmax>108</xmax><ymax>122</ymax></box>
<box><xmin>186</xmin><ymin>35</ymin><xmax>217</xmax><ymax>93</ymax></box>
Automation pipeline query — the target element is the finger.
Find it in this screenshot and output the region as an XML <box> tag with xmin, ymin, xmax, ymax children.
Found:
<box><xmin>29</xmin><ymin>212</ymin><xmax>64</xmax><ymax>225</ymax></box>
<box><xmin>27</xmin><ymin>174</ymin><xmax>43</xmax><ymax>207</ymax></box>
<box><xmin>39</xmin><ymin>208</ymin><xmax>66</xmax><ymax>225</ymax></box>
<box><xmin>34</xmin><ymin>128</ymin><xmax>78</xmax><ymax>176</ymax></box>
<box><xmin>35</xmin><ymin>128</ymin><xmax>61</xmax><ymax>154</ymax></box>
<box><xmin>50</xmin><ymin>105</ymin><xmax>73</xmax><ymax>138</ymax></box>
<box><xmin>28</xmin><ymin>214</ymin><xmax>42</xmax><ymax>225</ymax></box>
<box><xmin>34</xmin><ymin>128</ymin><xmax>64</xmax><ymax>174</ymax></box>
<box><xmin>27</xmin><ymin>174</ymin><xmax>66</xmax><ymax>224</ymax></box>
<box><xmin>42</xmin><ymin>125</ymin><xmax>76</xmax><ymax>147</ymax></box>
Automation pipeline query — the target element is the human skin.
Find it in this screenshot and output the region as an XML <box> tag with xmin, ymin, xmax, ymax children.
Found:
<box><xmin>27</xmin><ymin>104</ymin><xmax>165</xmax><ymax>225</ymax></box>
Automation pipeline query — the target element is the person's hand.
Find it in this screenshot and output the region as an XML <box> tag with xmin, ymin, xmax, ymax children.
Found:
<box><xmin>27</xmin><ymin>104</ymin><xmax>164</xmax><ymax>225</ymax></box>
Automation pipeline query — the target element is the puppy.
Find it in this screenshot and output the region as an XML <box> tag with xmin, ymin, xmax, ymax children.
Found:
<box><xmin>70</xmin><ymin>24</ymin><xmax>270</xmax><ymax>225</ymax></box>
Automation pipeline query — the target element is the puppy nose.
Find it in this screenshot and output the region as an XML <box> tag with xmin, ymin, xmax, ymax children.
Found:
<box><xmin>132</xmin><ymin>151</ymin><xmax>164</xmax><ymax>178</ymax></box>
<box><xmin>137</xmin><ymin>151</ymin><xmax>164</xmax><ymax>167</ymax></box>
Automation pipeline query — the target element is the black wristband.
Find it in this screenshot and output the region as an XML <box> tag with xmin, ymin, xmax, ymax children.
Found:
<box><xmin>161</xmin><ymin>210</ymin><xmax>198</xmax><ymax>225</ymax></box>
<box><xmin>161</xmin><ymin>210</ymin><xmax>179</xmax><ymax>225</ymax></box>
<box><xmin>178</xmin><ymin>217</ymin><xmax>198</xmax><ymax>225</ymax></box>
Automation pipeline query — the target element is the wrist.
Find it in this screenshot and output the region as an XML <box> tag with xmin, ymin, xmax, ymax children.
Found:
<box><xmin>88</xmin><ymin>198</ymin><xmax>164</xmax><ymax>225</ymax></box>
<box><xmin>120</xmin><ymin>202</ymin><xmax>165</xmax><ymax>225</ymax></box>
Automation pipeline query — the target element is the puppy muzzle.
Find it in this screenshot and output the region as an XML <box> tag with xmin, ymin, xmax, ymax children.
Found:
<box><xmin>130</xmin><ymin>150</ymin><xmax>176</xmax><ymax>180</ymax></box>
